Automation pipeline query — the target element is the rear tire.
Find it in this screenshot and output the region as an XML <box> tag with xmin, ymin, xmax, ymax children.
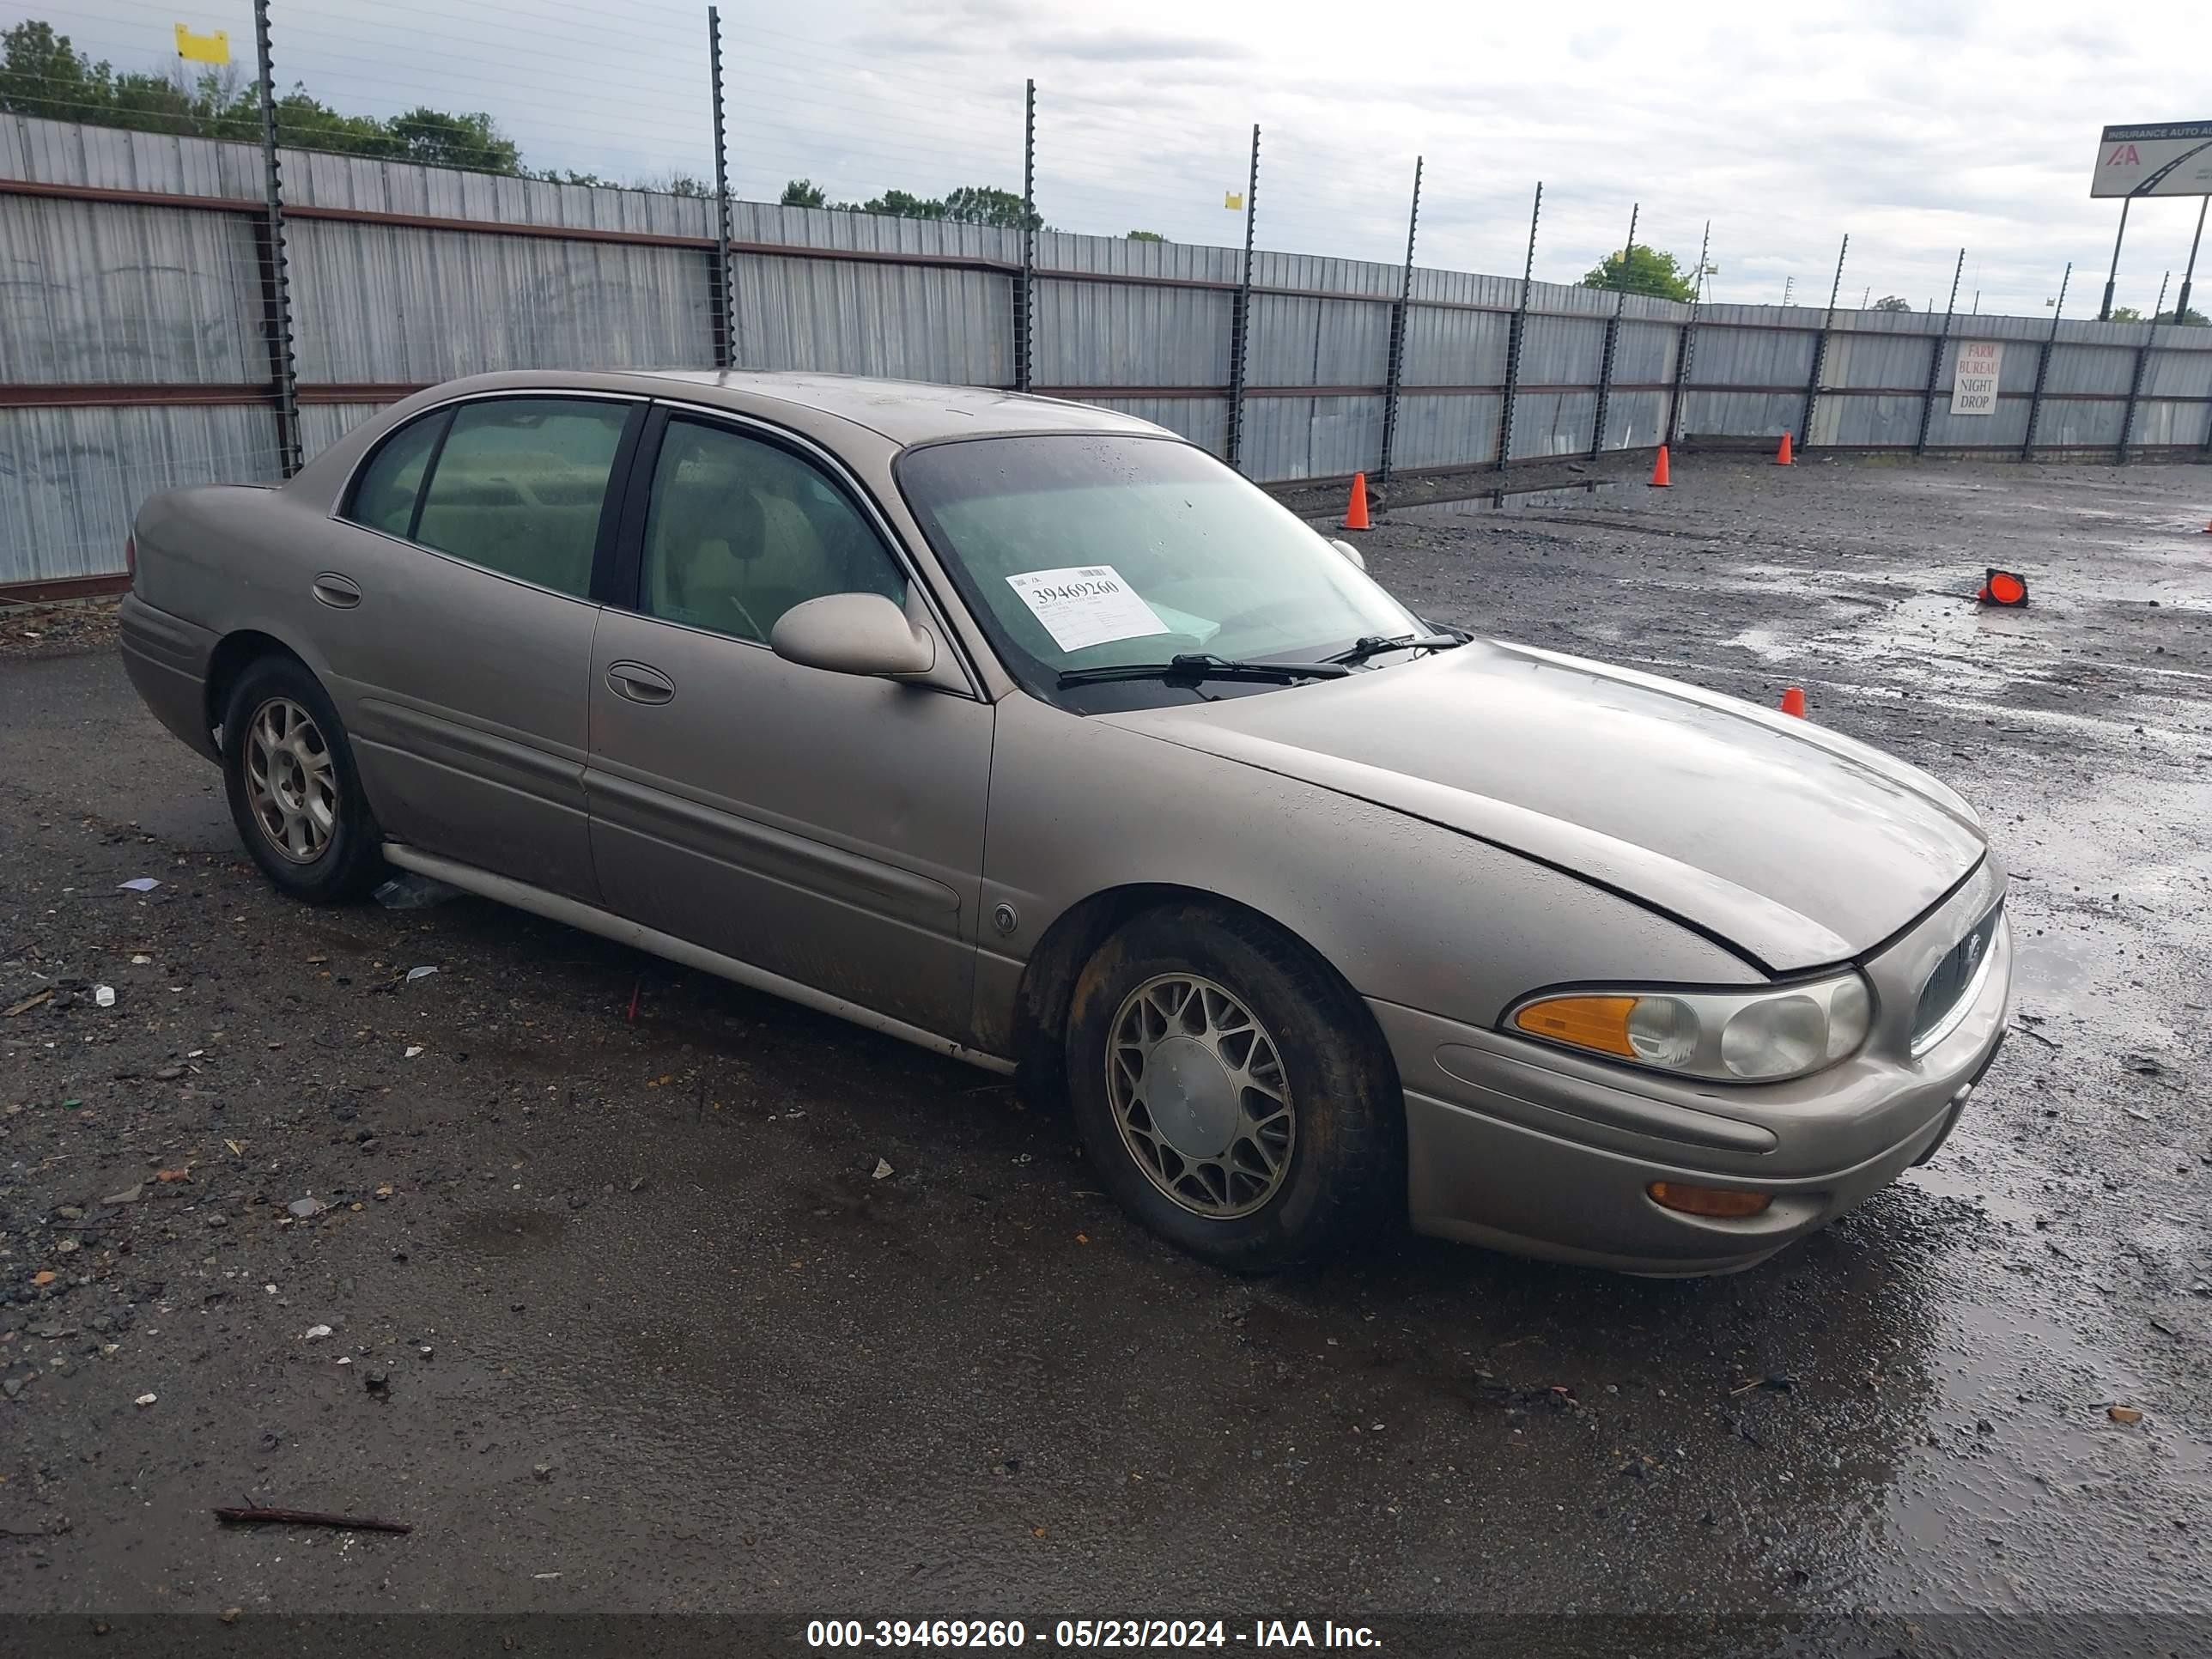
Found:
<box><xmin>1065</xmin><ymin>903</ymin><xmax>1402</xmax><ymax>1273</ymax></box>
<box><xmin>221</xmin><ymin>655</ymin><xmax>384</xmax><ymax>903</ymax></box>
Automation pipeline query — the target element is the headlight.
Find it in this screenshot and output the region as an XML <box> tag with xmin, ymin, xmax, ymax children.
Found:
<box><xmin>1507</xmin><ymin>973</ymin><xmax>1872</xmax><ymax>1082</ymax></box>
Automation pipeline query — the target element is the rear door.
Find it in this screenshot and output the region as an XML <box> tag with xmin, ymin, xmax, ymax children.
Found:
<box><xmin>583</xmin><ymin>406</ymin><xmax>993</xmax><ymax>1041</ymax></box>
<box><xmin>313</xmin><ymin>392</ymin><xmax>643</xmax><ymax>902</ymax></box>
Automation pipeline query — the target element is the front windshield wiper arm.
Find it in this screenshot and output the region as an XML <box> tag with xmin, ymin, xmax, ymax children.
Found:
<box><xmin>1322</xmin><ymin>631</ymin><xmax>1465</xmax><ymax>666</ymax></box>
<box><xmin>1057</xmin><ymin>652</ymin><xmax>1353</xmax><ymax>689</ymax></box>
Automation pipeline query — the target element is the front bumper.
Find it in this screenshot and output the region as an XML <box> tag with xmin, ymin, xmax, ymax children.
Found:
<box><xmin>1374</xmin><ymin>861</ymin><xmax>2014</xmax><ymax>1275</ymax></box>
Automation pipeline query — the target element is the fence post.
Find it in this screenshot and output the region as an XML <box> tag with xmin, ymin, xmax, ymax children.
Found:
<box><xmin>1589</xmin><ymin>201</ymin><xmax>1637</xmax><ymax>458</ymax></box>
<box><xmin>1666</xmin><ymin>220</ymin><xmax>1708</xmax><ymax>447</ymax></box>
<box><xmin>2021</xmin><ymin>263</ymin><xmax>2069</xmax><ymax>460</ymax></box>
<box><xmin>1377</xmin><ymin>155</ymin><xmax>1422</xmax><ymax>483</ymax></box>
<box><xmin>1225</xmin><ymin>125</ymin><xmax>1260</xmax><ymax>471</ymax></box>
<box><xmin>1497</xmin><ymin>182</ymin><xmax>1540</xmax><ymax>471</ymax></box>
<box><xmin>250</xmin><ymin>0</ymin><xmax>301</xmax><ymax>478</ymax></box>
<box><xmin>707</xmin><ymin>6</ymin><xmax>734</xmax><ymax>371</ymax></box>
<box><xmin>1016</xmin><ymin>78</ymin><xmax>1035</xmax><ymax>394</ymax></box>
<box><xmin>1798</xmin><ymin>233</ymin><xmax>1847</xmax><ymax>453</ymax></box>
<box><xmin>2118</xmin><ymin>325</ymin><xmax>2154</xmax><ymax>464</ymax></box>
<box><xmin>1915</xmin><ymin>248</ymin><xmax>1965</xmax><ymax>457</ymax></box>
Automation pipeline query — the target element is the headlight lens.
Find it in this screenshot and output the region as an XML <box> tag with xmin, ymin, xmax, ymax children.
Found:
<box><xmin>1509</xmin><ymin>972</ymin><xmax>1873</xmax><ymax>1082</ymax></box>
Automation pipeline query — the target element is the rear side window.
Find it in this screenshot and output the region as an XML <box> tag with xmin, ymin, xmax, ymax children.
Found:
<box><xmin>410</xmin><ymin>398</ymin><xmax>629</xmax><ymax>599</ymax></box>
<box><xmin>344</xmin><ymin>411</ymin><xmax>447</xmax><ymax>538</ymax></box>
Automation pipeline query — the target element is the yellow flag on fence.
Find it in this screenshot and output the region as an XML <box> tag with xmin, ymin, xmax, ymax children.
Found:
<box><xmin>173</xmin><ymin>24</ymin><xmax>231</xmax><ymax>64</ymax></box>
<box><xmin>1224</xmin><ymin>191</ymin><xmax>1243</xmax><ymax>211</ymax></box>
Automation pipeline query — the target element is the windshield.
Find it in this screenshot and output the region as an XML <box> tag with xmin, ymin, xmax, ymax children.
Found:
<box><xmin>896</xmin><ymin>434</ymin><xmax>1423</xmax><ymax>704</ymax></box>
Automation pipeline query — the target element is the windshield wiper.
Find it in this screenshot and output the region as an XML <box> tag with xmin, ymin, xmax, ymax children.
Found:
<box><xmin>1057</xmin><ymin>652</ymin><xmax>1352</xmax><ymax>689</ymax></box>
<box><xmin>1322</xmin><ymin>631</ymin><xmax>1465</xmax><ymax>666</ymax></box>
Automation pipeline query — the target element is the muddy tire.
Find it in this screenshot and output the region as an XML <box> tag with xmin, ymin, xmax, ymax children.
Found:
<box><xmin>221</xmin><ymin>654</ymin><xmax>384</xmax><ymax>904</ymax></box>
<box><xmin>1065</xmin><ymin>902</ymin><xmax>1402</xmax><ymax>1273</ymax></box>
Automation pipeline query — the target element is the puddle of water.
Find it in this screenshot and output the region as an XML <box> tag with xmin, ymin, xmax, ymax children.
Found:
<box><xmin>1392</xmin><ymin>481</ymin><xmax>1625</xmax><ymax>520</ymax></box>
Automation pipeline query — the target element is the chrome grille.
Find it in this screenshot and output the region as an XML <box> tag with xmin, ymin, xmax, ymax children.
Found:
<box><xmin>1912</xmin><ymin>902</ymin><xmax>2002</xmax><ymax>1052</ymax></box>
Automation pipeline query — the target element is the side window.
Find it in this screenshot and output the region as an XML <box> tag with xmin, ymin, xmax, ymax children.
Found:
<box><xmin>411</xmin><ymin>398</ymin><xmax>629</xmax><ymax>599</ymax></box>
<box><xmin>639</xmin><ymin>417</ymin><xmax>908</xmax><ymax>644</ymax></box>
<box><xmin>343</xmin><ymin>410</ymin><xmax>447</xmax><ymax>538</ymax></box>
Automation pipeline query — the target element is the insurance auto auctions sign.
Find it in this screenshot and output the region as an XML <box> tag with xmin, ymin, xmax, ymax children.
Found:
<box><xmin>1951</xmin><ymin>342</ymin><xmax>2002</xmax><ymax>416</ymax></box>
<box><xmin>2091</xmin><ymin>122</ymin><xmax>2212</xmax><ymax>197</ymax></box>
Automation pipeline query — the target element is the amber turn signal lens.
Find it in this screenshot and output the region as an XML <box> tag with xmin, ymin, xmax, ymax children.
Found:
<box><xmin>1511</xmin><ymin>994</ymin><xmax>1639</xmax><ymax>1057</ymax></box>
<box><xmin>1647</xmin><ymin>1182</ymin><xmax>1773</xmax><ymax>1218</ymax></box>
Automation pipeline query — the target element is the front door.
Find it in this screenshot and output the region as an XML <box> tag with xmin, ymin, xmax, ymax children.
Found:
<box><xmin>584</xmin><ymin>410</ymin><xmax>992</xmax><ymax>1041</ymax></box>
<box><xmin>315</xmin><ymin>392</ymin><xmax>641</xmax><ymax>902</ymax></box>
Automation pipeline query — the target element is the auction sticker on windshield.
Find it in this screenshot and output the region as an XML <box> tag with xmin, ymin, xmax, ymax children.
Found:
<box><xmin>1006</xmin><ymin>566</ymin><xmax>1170</xmax><ymax>653</ymax></box>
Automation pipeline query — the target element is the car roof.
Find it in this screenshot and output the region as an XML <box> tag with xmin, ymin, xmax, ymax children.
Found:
<box><xmin>599</xmin><ymin>369</ymin><xmax>1171</xmax><ymax>447</ymax></box>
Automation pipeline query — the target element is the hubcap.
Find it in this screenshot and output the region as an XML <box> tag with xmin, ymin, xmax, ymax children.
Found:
<box><xmin>1106</xmin><ymin>974</ymin><xmax>1294</xmax><ymax>1219</ymax></box>
<box><xmin>243</xmin><ymin>697</ymin><xmax>338</xmax><ymax>864</ymax></box>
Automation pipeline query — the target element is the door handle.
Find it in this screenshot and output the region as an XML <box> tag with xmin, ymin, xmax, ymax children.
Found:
<box><xmin>605</xmin><ymin>660</ymin><xmax>675</xmax><ymax>704</ymax></box>
<box><xmin>311</xmin><ymin>573</ymin><xmax>362</xmax><ymax>609</ymax></box>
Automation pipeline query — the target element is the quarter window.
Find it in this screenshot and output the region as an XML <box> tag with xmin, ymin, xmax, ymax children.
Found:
<box><xmin>343</xmin><ymin>410</ymin><xmax>447</xmax><ymax>538</ymax></box>
<box><xmin>638</xmin><ymin>417</ymin><xmax>907</xmax><ymax>643</ymax></box>
<box><xmin>410</xmin><ymin>398</ymin><xmax>629</xmax><ymax>599</ymax></box>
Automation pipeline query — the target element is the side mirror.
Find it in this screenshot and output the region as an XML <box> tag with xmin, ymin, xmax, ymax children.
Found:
<box><xmin>1328</xmin><ymin>537</ymin><xmax>1368</xmax><ymax>573</ymax></box>
<box><xmin>770</xmin><ymin>592</ymin><xmax>937</xmax><ymax>678</ymax></box>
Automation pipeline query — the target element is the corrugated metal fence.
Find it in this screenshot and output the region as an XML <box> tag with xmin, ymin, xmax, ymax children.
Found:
<box><xmin>6</xmin><ymin>114</ymin><xmax>2211</xmax><ymax>590</ymax></box>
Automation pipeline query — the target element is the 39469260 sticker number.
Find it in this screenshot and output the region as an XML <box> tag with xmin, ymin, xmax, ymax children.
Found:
<box><xmin>1004</xmin><ymin>565</ymin><xmax>1169</xmax><ymax>653</ymax></box>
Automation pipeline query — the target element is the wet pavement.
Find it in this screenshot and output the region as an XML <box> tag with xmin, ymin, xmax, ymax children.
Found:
<box><xmin>3</xmin><ymin>458</ymin><xmax>2210</xmax><ymax>1655</ymax></box>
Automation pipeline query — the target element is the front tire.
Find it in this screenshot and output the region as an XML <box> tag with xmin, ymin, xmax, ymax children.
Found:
<box><xmin>221</xmin><ymin>655</ymin><xmax>384</xmax><ymax>903</ymax></box>
<box><xmin>1065</xmin><ymin>903</ymin><xmax>1402</xmax><ymax>1273</ymax></box>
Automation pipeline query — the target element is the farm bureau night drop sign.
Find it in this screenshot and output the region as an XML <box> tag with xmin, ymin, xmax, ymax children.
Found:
<box><xmin>1951</xmin><ymin>342</ymin><xmax>2002</xmax><ymax>417</ymax></box>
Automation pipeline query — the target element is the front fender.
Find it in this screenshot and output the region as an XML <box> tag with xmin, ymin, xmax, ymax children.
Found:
<box><xmin>974</xmin><ymin>692</ymin><xmax>1761</xmax><ymax>1051</ymax></box>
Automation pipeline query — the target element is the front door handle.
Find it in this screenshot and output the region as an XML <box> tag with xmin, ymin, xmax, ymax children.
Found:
<box><xmin>311</xmin><ymin>573</ymin><xmax>362</xmax><ymax>609</ymax></box>
<box><xmin>605</xmin><ymin>660</ymin><xmax>675</xmax><ymax>704</ymax></box>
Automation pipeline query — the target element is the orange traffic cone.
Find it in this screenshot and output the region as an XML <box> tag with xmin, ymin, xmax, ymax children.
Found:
<box><xmin>1340</xmin><ymin>472</ymin><xmax>1374</xmax><ymax>532</ymax></box>
<box><xmin>1649</xmin><ymin>446</ymin><xmax>1672</xmax><ymax>488</ymax></box>
<box><xmin>1779</xmin><ymin>686</ymin><xmax>1808</xmax><ymax>719</ymax></box>
<box><xmin>1775</xmin><ymin>432</ymin><xmax>1795</xmax><ymax>465</ymax></box>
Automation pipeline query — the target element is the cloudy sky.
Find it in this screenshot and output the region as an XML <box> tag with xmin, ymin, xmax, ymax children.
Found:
<box><xmin>21</xmin><ymin>0</ymin><xmax>2212</xmax><ymax>316</ymax></box>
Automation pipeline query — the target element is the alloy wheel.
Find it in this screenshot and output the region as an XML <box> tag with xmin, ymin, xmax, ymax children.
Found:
<box><xmin>1105</xmin><ymin>973</ymin><xmax>1295</xmax><ymax>1218</ymax></box>
<box><xmin>243</xmin><ymin>696</ymin><xmax>338</xmax><ymax>864</ymax></box>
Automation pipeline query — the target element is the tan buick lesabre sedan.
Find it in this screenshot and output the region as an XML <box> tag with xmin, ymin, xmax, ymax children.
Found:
<box><xmin>118</xmin><ymin>371</ymin><xmax>2011</xmax><ymax>1274</ymax></box>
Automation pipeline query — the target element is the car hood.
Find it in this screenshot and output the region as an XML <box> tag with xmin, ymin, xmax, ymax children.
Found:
<box><xmin>1100</xmin><ymin>639</ymin><xmax>1990</xmax><ymax>972</ymax></box>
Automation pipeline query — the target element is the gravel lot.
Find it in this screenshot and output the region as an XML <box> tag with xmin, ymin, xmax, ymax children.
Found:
<box><xmin>3</xmin><ymin>457</ymin><xmax>2209</xmax><ymax>1656</ymax></box>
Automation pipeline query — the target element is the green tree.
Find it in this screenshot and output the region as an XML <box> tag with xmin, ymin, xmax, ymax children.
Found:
<box><xmin>2154</xmin><ymin>306</ymin><xmax>2208</xmax><ymax>325</ymax></box>
<box><xmin>940</xmin><ymin>184</ymin><xmax>1036</xmax><ymax>229</ymax></box>
<box><xmin>781</xmin><ymin>178</ymin><xmax>828</xmax><ymax>208</ymax></box>
<box><xmin>1</xmin><ymin>17</ymin><xmax>523</xmax><ymax>173</ymax></box>
<box><xmin>1579</xmin><ymin>243</ymin><xmax>1698</xmax><ymax>302</ymax></box>
<box><xmin>1127</xmin><ymin>229</ymin><xmax>1165</xmax><ymax>241</ymax></box>
<box><xmin>1873</xmin><ymin>295</ymin><xmax>1911</xmax><ymax>312</ymax></box>
<box><xmin>861</xmin><ymin>188</ymin><xmax>947</xmax><ymax>220</ymax></box>
<box><xmin>387</xmin><ymin>106</ymin><xmax>519</xmax><ymax>172</ymax></box>
<box><xmin>2109</xmin><ymin>306</ymin><xmax>2144</xmax><ymax>322</ymax></box>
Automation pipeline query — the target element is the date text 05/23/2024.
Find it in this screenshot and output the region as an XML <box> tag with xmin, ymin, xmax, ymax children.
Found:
<box><xmin>805</xmin><ymin>1620</ymin><xmax>1382</xmax><ymax>1649</ymax></box>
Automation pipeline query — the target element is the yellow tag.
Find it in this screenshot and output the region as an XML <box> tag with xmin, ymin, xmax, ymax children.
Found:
<box><xmin>174</xmin><ymin>24</ymin><xmax>231</xmax><ymax>64</ymax></box>
<box><xmin>1224</xmin><ymin>191</ymin><xmax>1243</xmax><ymax>210</ymax></box>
